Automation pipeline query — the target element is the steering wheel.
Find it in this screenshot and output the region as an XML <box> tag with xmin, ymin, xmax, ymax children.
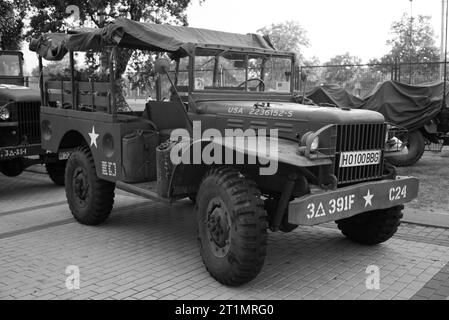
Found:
<box><xmin>238</xmin><ymin>78</ymin><xmax>266</xmax><ymax>91</ymax></box>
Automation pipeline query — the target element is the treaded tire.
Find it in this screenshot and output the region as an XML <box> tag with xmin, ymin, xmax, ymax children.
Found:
<box><xmin>196</xmin><ymin>166</ymin><xmax>268</xmax><ymax>286</ymax></box>
<box><xmin>336</xmin><ymin>205</ymin><xmax>404</xmax><ymax>245</ymax></box>
<box><xmin>65</xmin><ymin>146</ymin><xmax>115</xmax><ymax>225</ymax></box>
<box><xmin>388</xmin><ymin>131</ymin><xmax>425</xmax><ymax>167</ymax></box>
<box><xmin>46</xmin><ymin>161</ymin><xmax>66</xmax><ymax>186</ymax></box>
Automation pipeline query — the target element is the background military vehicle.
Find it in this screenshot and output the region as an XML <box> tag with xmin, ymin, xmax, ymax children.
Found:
<box><xmin>30</xmin><ymin>18</ymin><xmax>419</xmax><ymax>286</ymax></box>
<box><xmin>0</xmin><ymin>50</ymin><xmax>66</xmax><ymax>184</ymax></box>
<box><xmin>304</xmin><ymin>81</ymin><xmax>449</xmax><ymax>167</ymax></box>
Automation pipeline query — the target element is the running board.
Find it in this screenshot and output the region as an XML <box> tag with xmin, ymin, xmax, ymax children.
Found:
<box><xmin>116</xmin><ymin>181</ymin><xmax>170</xmax><ymax>203</ymax></box>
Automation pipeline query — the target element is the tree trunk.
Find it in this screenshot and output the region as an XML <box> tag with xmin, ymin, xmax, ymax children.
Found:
<box><xmin>111</xmin><ymin>48</ymin><xmax>133</xmax><ymax>111</ymax></box>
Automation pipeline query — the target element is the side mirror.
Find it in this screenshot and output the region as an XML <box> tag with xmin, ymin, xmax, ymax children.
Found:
<box><xmin>300</xmin><ymin>71</ymin><xmax>308</xmax><ymax>82</ymax></box>
<box><xmin>154</xmin><ymin>58</ymin><xmax>171</xmax><ymax>75</ymax></box>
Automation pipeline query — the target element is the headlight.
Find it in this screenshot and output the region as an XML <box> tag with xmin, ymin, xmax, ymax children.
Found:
<box><xmin>310</xmin><ymin>136</ymin><xmax>319</xmax><ymax>151</ymax></box>
<box><xmin>300</xmin><ymin>132</ymin><xmax>320</xmax><ymax>152</ymax></box>
<box><xmin>0</xmin><ymin>107</ymin><xmax>10</xmax><ymax>121</ymax></box>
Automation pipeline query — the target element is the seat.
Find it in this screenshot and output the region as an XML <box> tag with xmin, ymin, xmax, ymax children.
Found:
<box><xmin>143</xmin><ymin>101</ymin><xmax>191</xmax><ymax>142</ymax></box>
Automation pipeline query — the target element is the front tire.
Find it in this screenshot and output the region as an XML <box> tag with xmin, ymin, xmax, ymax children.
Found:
<box><xmin>46</xmin><ymin>161</ymin><xmax>66</xmax><ymax>186</ymax></box>
<box><xmin>196</xmin><ymin>167</ymin><xmax>268</xmax><ymax>286</ymax></box>
<box><xmin>65</xmin><ymin>146</ymin><xmax>115</xmax><ymax>225</ymax></box>
<box><xmin>336</xmin><ymin>206</ymin><xmax>403</xmax><ymax>245</ymax></box>
<box><xmin>0</xmin><ymin>159</ymin><xmax>24</xmax><ymax>177</ymax></box>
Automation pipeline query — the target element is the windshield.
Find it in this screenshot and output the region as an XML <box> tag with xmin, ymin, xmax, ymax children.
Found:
<box><xmin>0</xmin><ymin>54</ymin><xmax>22</xmax><ymax>77</ymax></box>
<box><xmin>194</xmin><ymin>49</ymin><xmax>292</xmax><ymax>93</ymax></box>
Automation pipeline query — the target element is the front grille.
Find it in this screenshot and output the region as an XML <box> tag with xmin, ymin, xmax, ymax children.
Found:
<box><xmin>334</xmin><ymin>123</ymin><xmax>387</xmax><ymax>185</ymax></box>
<box><xmin>17</xmin><ymin>101</ymin><xmax>41</xmax><ymax>144</ymax></box>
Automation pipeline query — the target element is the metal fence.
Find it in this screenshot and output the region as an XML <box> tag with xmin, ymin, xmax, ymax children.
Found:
<box><xmin>297</xmin><ymin>62</ymin><xmax>446</xmax><ymax>98</ymax></box>
<box><xmin>25</xmin><ymin>61</ymin><xmax>448</xmax><ymax>100</ymax></box>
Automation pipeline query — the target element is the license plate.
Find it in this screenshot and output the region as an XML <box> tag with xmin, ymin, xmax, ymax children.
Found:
<box><xmin>58</xmin><ymin>151</ymin><xmax>72</xmax><ymax>160</ymax></box>
<box><xmin>339</xmin><ymin>150</ymin><xmax>381</xmax><ymax>167</ymax></box>
<box><xmin>0</xmin><ymin>147</ymin><xmax>28</xmax><ymax>159</ymax></box>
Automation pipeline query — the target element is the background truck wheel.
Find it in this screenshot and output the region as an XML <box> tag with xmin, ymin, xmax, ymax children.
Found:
<box><xmin>388</xmin><ymin>130</ymin><xmax>425</xmax><ymax>167</ymax></box>
<box><xmin>65</xmin><ymin>146</ymin><xmax>115</xmax><ymax>225</ymax></box>
<box><xmin>0</xmin><ymin>159</ymin><xmax>24</xmax><ymax>177</ymax></box>
<box><xmin>46</xmin><ymin>160</ymin><xmax>66</xmax><ymax>186</ymax></box>
<box><xmin>196</xmin><ymin>167</ymin><xmax>268</xmax><ymax>286</ymax></box>
<box><xmin>336</xmin><ymin>205</ymin><xmax>403</xmax><ymax>245</ymax></box>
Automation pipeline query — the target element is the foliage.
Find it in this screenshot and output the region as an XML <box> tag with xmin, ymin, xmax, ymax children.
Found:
<box><xmin>323</xmin><ymin>52</ymin><xmax>362</xmax><ymax>86</ymax></box>
<box><xmin>25</xmin><ymin>0</ymin><xmax>193</xmax><ymax>38</ymax></box>
<box><xmin>0</xmin><ymin>0</ymin><xmax>27</xmax><ymax>50</ymax></box>
<box><xmin>384</xmin><ymin>13</ymin><xmax>440</xmax><ymax>64</ymax></box>
<box><xmin>257</xmin><ymin>21</ymin><xmax>310</xmax><ymax>64</ymax></box>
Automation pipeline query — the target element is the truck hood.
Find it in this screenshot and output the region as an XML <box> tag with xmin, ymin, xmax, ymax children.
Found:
<box><xmin>0</xmin><ymin>84</ymin><xmax>41</xmax><ymax>102</ymax></box>
<box><xmin>197</xmin><ymin>100</ymin><xmax>385</xmax><ymax>125</ymax></box>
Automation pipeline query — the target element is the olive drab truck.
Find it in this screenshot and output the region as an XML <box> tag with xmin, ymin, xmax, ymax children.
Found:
<box><xmin>30</xmin><ymin>18</ymin><xmax>419</xmax><ymax>286</ymax></box>
<box><xmin>0</xmin><ymin>50</ymin><xmax>66</xmax><ymax>184</ymax></box>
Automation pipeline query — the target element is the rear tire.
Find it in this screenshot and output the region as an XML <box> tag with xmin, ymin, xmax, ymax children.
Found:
<box><xmin>46</xmin><ymin>161</ymin><xmax>66</xmax><ymax>186</ymax></box>
<box><xmin>65</xmin><ymin>146</ymin><xmax>115</xmax><ymax>225</ymax></box>
<box><xmin>196</xmin><ymin>167</ymin><xmax>267</xmax><ymax>286</ymax></box>
<box><xmin>336</xmin><ymin>206</ymin><xmax>403</xmax><ymax>245</ymax></box>
<box><xmin>388</xmin><ymin>130</ymin><xmax>425</xmax><ymax>167</ymax></box>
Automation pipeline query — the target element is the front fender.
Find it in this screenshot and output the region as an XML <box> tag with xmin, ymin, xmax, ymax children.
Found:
<box><xmin>166</xmin><ymin>137</ymin><xmax>333</xmax><ymax>198</ymax></box>
<box><xmin>170</xmin><ymin>137</ymin><xmax>333</xmax><ymax>169</ymax></box>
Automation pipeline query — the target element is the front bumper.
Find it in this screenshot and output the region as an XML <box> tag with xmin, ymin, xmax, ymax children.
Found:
<box><xmin>0</xmin><ymin>143</ymin><xmax>43</xmax><ymax>160</ymax></box>
<box><xmin>288</xmin><ymin>176</ymin><xmax>419</xmax><ymax>226</ymax></box>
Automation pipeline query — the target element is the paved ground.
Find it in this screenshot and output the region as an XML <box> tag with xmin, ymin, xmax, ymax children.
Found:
<box><xmin>1</xmin><ymin>166</ymin><xmax>449</xmax><ymax>300</ymax></box>
<box><xmin>398</xmin><ymin>147</ymin><xmax>449</xmax><ymax>227</ymax></box>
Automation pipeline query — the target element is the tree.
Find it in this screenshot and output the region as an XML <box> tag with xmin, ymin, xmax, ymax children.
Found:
<box><xmin>378</xmin><ymin>14</ymin><xmax>441</xmax><ymax>84</ymax></box>
<box><xmin>0</xmin><ymin>0</ymin><xmax>27</xmax><ymax>50</ymax></box>
<box><xmin>257</xmin><ymin>21</ymin><xmax>310</xmax><ymax>64</ymax></box>
<box><xmin>384</xmin><ymin>14</ymin><xmax>440</xmax><ymax>64</ymax></box>
<box><xmin>323</xmin><ymin>52</ymin><xmax>362</xmax><ymax>86</ymax></box>
<box><xmin>25</xmin><ymin>0</ymin><xmax>200</xmax><ymax>109</ymax></box>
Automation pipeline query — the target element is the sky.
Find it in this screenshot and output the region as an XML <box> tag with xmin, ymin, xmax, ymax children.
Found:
<box><xmin>21</xmin><ymin>0</ymin><xmax>443</xmax><ymax>73</ymax></box>
<box><xmin>185</xmin><ymin>0</ymin><xmax>443</xmax><ymax>63</ymax></box>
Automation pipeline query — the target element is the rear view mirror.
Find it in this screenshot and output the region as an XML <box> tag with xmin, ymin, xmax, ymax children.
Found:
<box><xmin>234</xmin><ymin>60</ymin><xmax>247</xmax><ymax>68</ymax></box>
<box><xmin>300</xmin><ymin>71</ymin><xmax>308</xmax><ymax>82</ymax></box>
<box><xmin>154</xmin><ymin>58</ymin><xmax>171</xmax><ymax>75</ymax></box>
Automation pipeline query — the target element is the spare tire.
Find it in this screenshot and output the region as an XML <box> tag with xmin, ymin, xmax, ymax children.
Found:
<box><xmin>387</xmin><ymin>130</ymin><xmax>425</xmax><ymax>167</ymax></box>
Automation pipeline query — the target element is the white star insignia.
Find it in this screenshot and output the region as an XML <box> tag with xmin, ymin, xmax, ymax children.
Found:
<box><xmin>88</xmin><ymin>126</ymin><xmax>99</xmax><ymax>148</ymax></box>
<box><xmin>363</xmin><ymin>190</ymin><xmax>374</xmax><ymax>207</ymax></box>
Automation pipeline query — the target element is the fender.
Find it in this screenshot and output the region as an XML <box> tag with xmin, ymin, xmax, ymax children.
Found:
<box><xmin>167</xmin><ymin>137</ymin><xmax>333</xmax><ymax>198</ymax></box>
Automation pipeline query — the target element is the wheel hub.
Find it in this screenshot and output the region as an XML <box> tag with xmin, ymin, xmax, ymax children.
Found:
<box><xmin>206</xmin><ymin>197</ymin><xmax>231</xmax><ymax>257</ymax></box>
<box><xmin>73</xmin><ymin>167</ymin><xmax>89</xmax><ymax>206</ymax></box>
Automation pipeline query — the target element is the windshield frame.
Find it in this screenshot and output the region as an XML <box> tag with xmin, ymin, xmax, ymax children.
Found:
<box><xmin>190</xmin><ymin>47</ymin><xmax>296</xmax><ymax>95</ymax></box>
<box><xmin>0</xmin><ymin>51</ymin><xmax>24</xmax><ymax>78</ymax></box>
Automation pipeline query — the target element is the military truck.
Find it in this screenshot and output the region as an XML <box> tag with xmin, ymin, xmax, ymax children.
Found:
<box><xmin>30</xmin><ymin>18</ymin><xmax>419</xmax><ymax>286</ymax></box>
<box><xmin>0</xmin><ymin>50</ymin><xmax>66</xmax><ymax>184</ymax></box>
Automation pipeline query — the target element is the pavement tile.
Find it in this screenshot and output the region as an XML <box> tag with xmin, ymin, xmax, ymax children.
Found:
<box><xmin>2</xmin><ymin>170</ymin><xmax>449</xmax><ymax>300</ymax></box>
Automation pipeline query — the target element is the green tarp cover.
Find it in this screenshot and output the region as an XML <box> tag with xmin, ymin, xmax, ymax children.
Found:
<box><xmin>30</xmin><ymin>18</ymin><xmax>276</xmax><ymax>61</ymax></box>
<box><xmin>306</xmin><ymin>84</ymin><xmax>365</xmax><ymax>109</ymax></box>
<box><xmin>307</xmin><ymin>81</ymin><xmax>445</xmax><ymax>131</ymax></box>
